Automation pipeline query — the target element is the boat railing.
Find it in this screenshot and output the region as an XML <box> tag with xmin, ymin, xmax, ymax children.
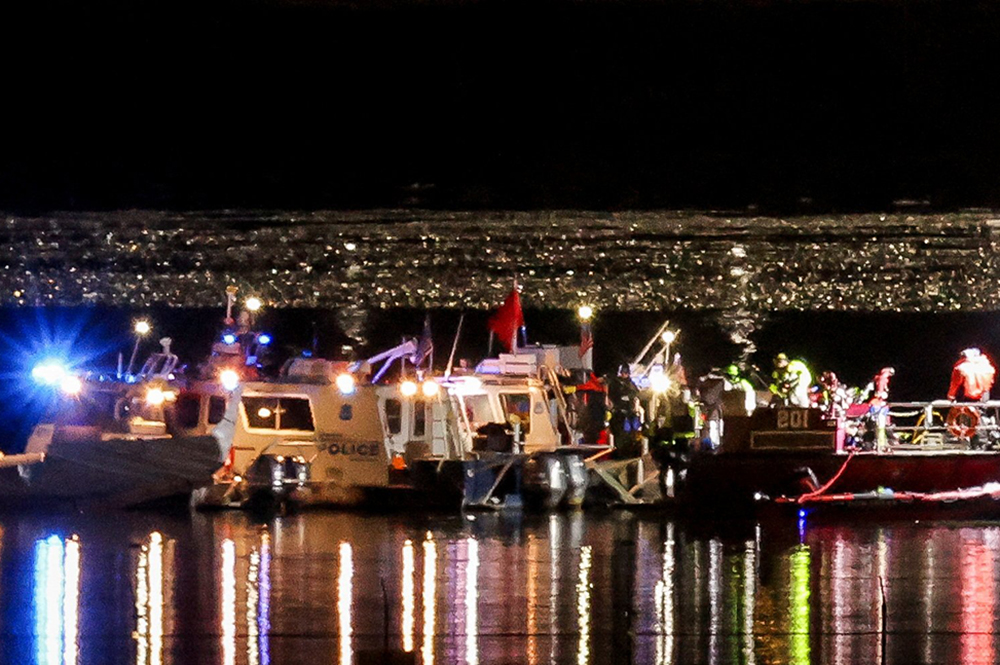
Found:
<box><xmin>877</xmin><ymin>400</ymin><xmax>1000</xmax><ymax>449</ymax></box>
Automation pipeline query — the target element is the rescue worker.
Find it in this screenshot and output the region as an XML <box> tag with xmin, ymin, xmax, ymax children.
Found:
<box><xmin>868</xmin><ymin>367</ymin><xmax>896</xmax><ymax>407</ymax></box>
<box><xmin>608</xmin><ymin>365</ymin><xmax>642</xmax><ymax>456</ymax></box>
<box><xmin>770</xmin><ymin>353</ymin><xmax>813</xmax><ymax>408</ymax></box>
<box><xmin>723</xmin><ymin>364</ymin><xmax>756</xmax><ymax>416</ymax></box>
<box><xmin>948</xmin><ymin>348</ymin><xmax>996</xmax><ymax>402</ymax></box>
<box><xmin>815</xmin><ymin>371</ymin><xmax>847</xmax><ymax>418</ymax></box>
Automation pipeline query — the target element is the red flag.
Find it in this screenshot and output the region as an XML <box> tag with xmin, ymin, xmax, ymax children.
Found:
<box><xmin>488</xmin><ymin>287</ymin><xmax>524</xmax><ymax>352</ymax></box>
<box><xmin>579</xmin><ymin>322</ymin><xmax>593</xmax><ymax>358</ymax></box>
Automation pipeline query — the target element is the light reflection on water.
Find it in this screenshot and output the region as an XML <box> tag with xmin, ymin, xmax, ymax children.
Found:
<box><xmin>9</xmin><ymin>513</ymin><xmax>1000</xmax><ymax>663</ymax></box>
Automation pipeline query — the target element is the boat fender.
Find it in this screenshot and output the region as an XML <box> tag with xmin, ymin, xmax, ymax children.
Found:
<box><xmin>946</xmin><ymin>406</ymin><xmax>980</xmax><ymax>440</ymax></box>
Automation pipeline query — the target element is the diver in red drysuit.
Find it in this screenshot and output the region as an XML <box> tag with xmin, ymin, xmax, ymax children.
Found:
<box><xmin>948</xmin><ymin>348</ymin><xmax>996</xmax><ymax>402</ymax></box>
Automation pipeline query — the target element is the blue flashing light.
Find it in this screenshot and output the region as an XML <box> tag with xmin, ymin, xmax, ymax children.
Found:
<box><xmin>798</xmin><ymin>509</ymin><xmax>808</xmax><ymax>519</ymax></box>
<box><xmin>222</xmin><ymin>333</ymin><xmax>238</xmax><ymax>345</ymax></box>
<box><xmin>31</xmin><ymin>360</ymin><xmax>67</xmax><ymax>386</ymax></box>
<box><xmin>257</xmin><ymin>334</ymin><xmax>272</xmax><ymax>346</ymax></box>
<box><xmin>302</xmin><ymin>350</ymin><xmax>313</xmax><ymax>358</ymax></box>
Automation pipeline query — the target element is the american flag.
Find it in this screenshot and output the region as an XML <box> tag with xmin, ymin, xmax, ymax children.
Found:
<box><xmin>413</xmin><ymin>314</ymin><xmax>433</xmax><ymax>367</ymax></box>
<box><xmin>579</xmin><ymin>322</ymin><xmax>593</xmax><ymax>358</ymax></box>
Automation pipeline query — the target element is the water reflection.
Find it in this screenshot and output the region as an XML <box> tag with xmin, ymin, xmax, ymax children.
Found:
<box><xmin>6</xmin><ymin>512</ymin><xmax>1000</xmax><ymax>664</ymax></box>
<box><xmin>135</xmin><ymin>532</ymin><xmax>164</xmax><ymax>665</ymax></box>
<box><xmin>33</xmin><ymin>534</ymin><xmax>80</xmax><ymax>665</ymax></box>
<box><xmin>422</xmin><ymin>534</ymin><xmax>437</xmax><ymax>665</ymax></box>
<box><xmin>337</xmin><ymin>541</ymin><xmax>352</xmax><ymax>665</ymax></box>
<box><xmin>576</xmin><ymin>545</ymin><xmax>592</xmax><ymax>665</ymax></box>
<box><xmin>464</xmin><ymin>537</ymin><xmax>479</xmax><ymax>665</ymax></box>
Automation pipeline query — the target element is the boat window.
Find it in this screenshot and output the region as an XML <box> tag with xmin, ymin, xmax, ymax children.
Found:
<box><xmin>280</xmin><ymin>398</ymin><xmax>314</xmax><ymax>431</ymax></box>
<box><xmin>500</xmin><ymin>393</ymin><xmax>532</xmax><ymax>434</ymax></box>
<box><xmin>174</xmin><ymin>394</ymin><xmax>201</xmax><ymax>429</ymax></box>
<box><xmin>242</xmin><ymin>396</ymin><xmax>314</xmax><ymax>431</ymax></box>
<box><xmin>463</xmin><ymin>394</ymin><xmax>493</xmax><ymax>430</ymax></box>
<box><xmin>385</xmin><ymin>399</ymin><xmax>402</xmax><ymax>434</ymax></box>
<box><xmin>413</xmin><ymin>398</ymin><xmax>426</xmax><ymax>437</ymax></box>
<box><xmin>208</xmin><ymin>396</ymin><xmax>227</xmax><ymax>424</ymax></box>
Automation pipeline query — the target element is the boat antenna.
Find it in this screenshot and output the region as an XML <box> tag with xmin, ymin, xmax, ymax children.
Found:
<box><xmin>632</xmin><ymin>320</ymin><xmax>672</xmax><ymax>369</ymax></box>
<box><xmin>445</xmin><ymin>313</ymin><xmax>465</xmax><ymax>378</ymax></box>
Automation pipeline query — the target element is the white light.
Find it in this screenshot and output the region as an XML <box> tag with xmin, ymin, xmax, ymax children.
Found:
<box><xmin>245</xmin><ymin>297</ymin><xmax>263</xmax><ymax>312</ymax></box>
<box><xmin>257</xmin><ymin>407</ymin><xmax>272</xmax><ymax>419</ymax></box>
<box><xmin>400</xmin><ymin>380</ymin><xmax>418</xmax><ymax>397</ymax></box>
<box><xmin>577</xmin><ymin>305</ymin><xmax>594</xmax><ymax>321</ymax></box>
<box><xmin>32</xmin><ymin>361</ymin><xmax>67</xmax><ymax>386</ymax></box>
<box><xmin>421</xmin><ymin>380</ymin><xmax>440</xmax><ymax>397</ymax></box>
<box><xmin>661</xmin><ymin>330</ymin><xmax>676</xmax><ymax>345</ymax></box>
<box><xmin>220</xmin><ymin>370</ymin><xmax>240</xmax><ymax>392</ymax></box>
<box><xmin>336</xmin><ymin>373</ymin><xmax>356</xmax><ymax>395</ymax></box>
<box><xmin>145</xmin><ymin>387</ymin><xmax>165</xmax><ymax>406</ymax></box>
<box><xmin>134</xmin><ymin>320</ymin><xmax>151</xmax><ymax>335</ymax></box>
<box><xmin>60</xmin><ymin>375</ymin><xmax>83</xmax><ymax>396</ymax></box>
<box><xmin>164</xmin><ymin>390</ymin><xmax>177</xmax><ymax>402</ymax></box>
<box><xmin>222</xmin><ymin>333</ymin><xmax>237</xmax><ymax>345</ymax></box>
<box><xmin>650</xmin><ymin>373</ymin><xmax>671</xmax><ymax>394</ymax></box>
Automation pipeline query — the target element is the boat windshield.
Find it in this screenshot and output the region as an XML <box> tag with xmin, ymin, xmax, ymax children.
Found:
<box><xmin>242</xmin><ymin>396</ymin><xmax>315</xmax><ymax>431</ymax></box>
<box><xmin>500</xmin><ymin>393</ymin><xmax>532</xmax><ymax>434</ymax></box>
<box><xmin>462</xmin><ymin>393</ymin><xmax>493</xmax><ymax>430</ymax></box>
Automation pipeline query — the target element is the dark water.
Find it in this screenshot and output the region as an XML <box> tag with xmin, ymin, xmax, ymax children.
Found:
<box><xmin>2</xmin><ymin>510</ymin><xmax>999</xmax><ymax>665</ymax></box>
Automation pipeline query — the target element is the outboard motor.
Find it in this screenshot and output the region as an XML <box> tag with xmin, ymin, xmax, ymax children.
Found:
<box><xmin>245</xmin><ymin>454</ymin><xmax>309</xmax><ymax>510</ymax></box>
<box><xmin>522</xmin><ymin>455</ymin><xmax>568</xmax><ymax>510</ymax></box>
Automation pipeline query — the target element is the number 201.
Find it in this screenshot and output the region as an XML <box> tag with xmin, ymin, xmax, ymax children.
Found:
<box><xmin>777</xmin><ymin>409</ymin><xmax>806</xmax><ymax>429</ymax></box>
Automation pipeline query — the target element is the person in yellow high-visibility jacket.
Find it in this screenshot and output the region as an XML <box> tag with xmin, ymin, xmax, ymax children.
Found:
<box><xmin>770</xmin><ymin>353</ymin><xmax>812</xmax><ymax>408</ymax></box>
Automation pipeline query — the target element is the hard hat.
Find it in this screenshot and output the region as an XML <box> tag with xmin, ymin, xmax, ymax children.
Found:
<box><xmin>724</xmin><ymin>364</ymin><xmax>740</xmax><ymax>378</ymax></box>
<box><xmin>774</xmin><ymin>353</ymin><xmax>789</xmax><ymax>366</ymax></box>
<box><xmin>962</xmin><ymin>348</ymin><xmax>981</xmax><ymax>359</ymax></box>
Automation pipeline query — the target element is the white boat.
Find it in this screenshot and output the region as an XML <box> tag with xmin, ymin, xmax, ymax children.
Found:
<box><xmin>194</xmin><ymin>342</ymin><xmax>598</xmax><ymax>511</ymax></box>
<box><xmin>17</xmin><ymin>342</ymin><xmax>235</xmax><ymax>509</ymax></box>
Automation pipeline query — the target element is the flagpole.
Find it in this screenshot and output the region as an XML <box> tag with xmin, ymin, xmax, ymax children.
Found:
<box><xmin>445</xmin><ymin>313</ymin><xmax>464</xmax><ymax>378</ymax></box>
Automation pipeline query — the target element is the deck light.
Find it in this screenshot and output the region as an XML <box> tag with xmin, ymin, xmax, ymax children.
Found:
<box><xmin>400</xmin><ymin>380</ymin><xmax>418</xmax><ymax>397</ymax></box>
<box><xmin>257</xmin><ymin>334</ymin><xmax>272</xmax><ymax>346</ymax></box>
<box><xmin>336</xmin><ymin>373</ymin><xmax>356</xmax><ymax>395</ymax></box>
<box><xmin>650</xmin><ymin>373</ymin><xmax>671</xmax><ymax>394</ymax></box>
<box><xmin>60</xmin><ymin>375</ymin><xmax>83</xmax><ymax>396</ymax></box>
<box><xmin>660</xmin><ymin>330</ymin><xmax>676</xmax><ymax>345</ymax></box>
<box><xmin>421</xmin><ymin>380</ymin><xmax>440</xmax><ymax>397</ymax></box>
<box><xmin>220</xmin><ymin>369</ymin><xmax>240</xmax><ymax>392</ymax></box>
<box><xmin>145</xmin><ymin>387</ymin><xmax>166</xmax><ymax>406</ymax></box>
<box><xmin>245</xmin><ymin>297</ymin><xmax>263</xmax><ymax>313</ymax></box>
<box><xmin>222</xmin><ymin>333</ymin><xmax>237</xmax><ymax>345</ymax></box>
<box><xmin>134</xmin><ymin>320</ymin><xmax>151</xmax><ymax>336</ymax></box>
<box><xmin>577</xmin><ymin>305</ymin><xmax>594</xmax><ymax>321</ymax></box>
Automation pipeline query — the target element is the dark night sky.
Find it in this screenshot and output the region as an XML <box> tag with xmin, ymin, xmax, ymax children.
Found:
<box><xmin>3</xmin><ymin>0</ymin><xmax>1000</xmax><ymax>212</ymax></box>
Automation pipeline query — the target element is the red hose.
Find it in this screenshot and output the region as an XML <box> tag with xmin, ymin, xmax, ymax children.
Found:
<box><xmin>797</xmin><ymin>450</ymin><xmax>857</xmax><ymax>504</ymax></box>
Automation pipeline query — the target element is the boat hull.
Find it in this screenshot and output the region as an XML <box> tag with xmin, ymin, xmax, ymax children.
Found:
<box><xmin>2</xmin><ymin>434</ymin><xmax>225</xmax><ymax>510</ymax></box>
<box><xmin>683</xmin><ymin>450</ymin><xmax>1000</xmax><ymax>514</ymax></box>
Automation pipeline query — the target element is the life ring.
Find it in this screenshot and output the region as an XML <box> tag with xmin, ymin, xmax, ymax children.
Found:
<box><xmin>947</xmin><ymin>406</ymin><xmax>980</xmax><ymax>440</ymax></box>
